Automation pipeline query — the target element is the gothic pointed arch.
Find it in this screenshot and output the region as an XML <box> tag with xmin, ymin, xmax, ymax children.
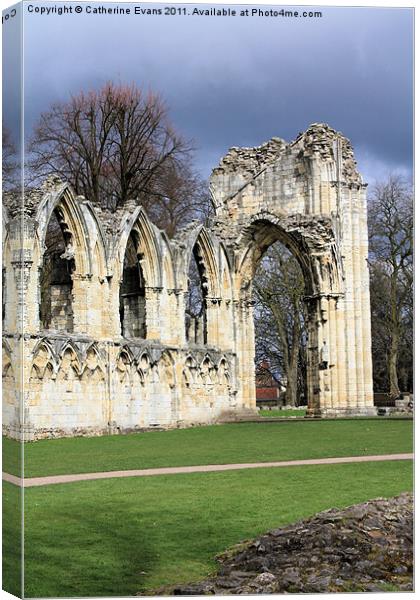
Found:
<box><xmin>236</xmin><ymin>212</ymin><xmax>343</xmax><ymax>298</ymax></box>
<box><xmin>58</xmin><ymin>340</ymin><xmax>82</xmax><ymax>362</ymax></box>
<box><xmin>56</xmin><ymin>343</ymin><xmax>81</xmax><ymax>383</ymax></box>
<box><xmin>113</xmin><ymin>347</ymin><xmax>133</xmax><ymax>387</ymax></box>
<box><xmin>31</xmin><ymin>340</ymin><xmax>57</xmax><ymax>379</ymax></box>
<box><xmin>219</xmin><ymin>244</ymin><xmax>233</xmax><ymax>300</ymax></box>
<box><xmin>161</xmin><ymin>234</ymin><xmax>176</xmax><ymax>290</ymax></box>
<box><xmin>158</xmin><ymin>350</ymin><xmax>176</xmax><ymax>388</ymax></box>
<box><xmin>36</xmin><ymin>184</ymin><xmax>99</xmax><ymax>333</ymax></box>
<box><xmin>82</xmin><ymin>343</ymin><xmax>106</xmax><ymax>381</ymax></box>
<box><xmin>36</xmin><ymin>182</ymin><xmax>94</xmax><ymax>275</ymax></box>
<box><xmin>138</xmin><ymin>350</ymin><xmax>152</xmax><ymax>370</ymax></box>
<box><xmin>217</xmin><ymin>357</ymin><xmax>231</xmax><ymax>386</ymax></box>
<box><xmin>182</xmin><ymin>354</ymin><xmax>198</xmax><ymax>387</ymax></box>
<box><xmin>78</xmin><ymin>201</ymin><xmax>108</xmax><ymax>278</ymax></box>
<box><xmin>116</xmin><ymin>345</ymin><xmax>135</xmax><ymax>365</ymax></box>
<box><xmin>115</xmin><ymin>208</ymin><xmax>164</xmax><ymax>339</ymax></box>
<box><xmin>182</xmin><ymin>226</ymin><xmax>222</xmax><ymax>346</ymax></box>
<box><xmin>181</xmin><ymin>225</ymin><xmax>220</xmax><ymax>297</ymax></box>
<box><xmin>200</xmin><ymin>354</ymin><xmax>216</xmax><ymax>385</ymax></box>
<box><xmin>114</xmin><ymin>207</ymin><xmax>163</xmax><ymax>287</ymax></box>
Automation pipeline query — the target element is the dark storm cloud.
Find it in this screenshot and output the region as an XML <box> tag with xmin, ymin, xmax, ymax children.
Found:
<box><xmin>2</xmin><ymin>2</ymin><xmax>22</xmax><ymax>142</ymax></box>
<box><xmin>3</xmin><ymin>2</ymin><xmax>413</xmax><ymax>182</ymax></box>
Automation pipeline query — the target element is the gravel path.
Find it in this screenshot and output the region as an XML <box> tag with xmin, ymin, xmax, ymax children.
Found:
<box><xmin>2</xmin><ymin>453</ymin><xmax>413</xmax><ymax>487</ymax></box>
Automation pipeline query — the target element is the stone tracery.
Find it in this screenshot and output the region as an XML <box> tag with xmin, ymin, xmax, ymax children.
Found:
<box><xmin>2</xmin><ymin>124</ymin><xmax>375</xmax><ymax>440</ymax></box>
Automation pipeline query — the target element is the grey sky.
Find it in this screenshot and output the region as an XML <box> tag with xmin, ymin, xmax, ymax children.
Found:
<box><xmin>3</xmin><ymin>1</ymin><xmax>414</xmax><ymax>184</ymax></box>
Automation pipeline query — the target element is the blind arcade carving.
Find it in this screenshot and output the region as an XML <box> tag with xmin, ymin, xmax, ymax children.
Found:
<box><xmin>2</xmin><ymin>124</ymin><xmax>375</xmax><ymax>440</ymax></box>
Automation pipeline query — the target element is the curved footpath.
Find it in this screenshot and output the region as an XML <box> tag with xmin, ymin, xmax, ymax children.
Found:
<box><xmin>2</xmin><ymin>453</ymin><xmax>413</xmax><ymax>487</ymax></box>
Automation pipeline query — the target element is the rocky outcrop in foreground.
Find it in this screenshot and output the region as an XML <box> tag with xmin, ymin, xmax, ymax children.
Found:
<box><xmin>168</xmin><ymin>493</ymin><xmax>413</xmax><ymax>595</ymax></box>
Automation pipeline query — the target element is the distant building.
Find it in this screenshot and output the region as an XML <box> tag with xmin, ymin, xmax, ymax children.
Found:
<box><xmin>255</xmin><ymin>360</ymin><xmax>285</xmax><ymax>404</ymax></box>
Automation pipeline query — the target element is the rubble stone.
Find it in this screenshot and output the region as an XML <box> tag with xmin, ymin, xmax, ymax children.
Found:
<box><xmin>164</xmin><ymin>493</ymin><xmax>413</xmax><ymax>595</ymax></box>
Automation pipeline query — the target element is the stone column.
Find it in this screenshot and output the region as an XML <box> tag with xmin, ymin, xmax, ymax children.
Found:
<box><xmin>359</xmin><ymin>186</ymin><xmax>374</xmax><ymax>407</ymax></box>
<box><xmin>206</xmin><ymin>297</ymin><xmax>222</xmax><ymax>347</ymax></box>
<box><xmin>107</xmin><ymin>278</ymin><xmax>123</xmax><ymax>339</ymax></box>
<box><xmin>327</xmin><ymin>296</ymin><xmax>339</xmax><ymax>409</ymax></box>
<box><xmin>318</xmin><ymin>295</ymin><xmax>333</xmax><ymax>410</ymax></box>
<box><xmin>315</xmin><ymin>293</ymin><xmax>351</xmax><ymax>416</ymax></box>
<box><xmin>219</xmin><ymin>299</ymin><xmax>234</xmax><ymax>351</ymax></box>
<box><xmin>85</xmin><ymin>278</ymin><xmax>107</xmax><ymax>337</ymax></box>
<box><xmin>11</xmin><ymin>258</ymin><xmax>32</xmax><ymax>335</ymax></box>
<box><xmin>304</xmin><ymin>296</ymin><xmax>321</xmax><ymax>416</ymax></box>
<box><xmin>339</xmin><ymin>186</ymin><xmax>358</xmax><ymax>409</ymax></box>
<box><xmin>235</xmin><ymin>297</ymin><xmax>257</xmax><ymax>411</ymax></box>
<box><xmin>334</xmin><ymin>296</ymin><xmax>348</xmax><ymax>409</ymax></box>
<box><xmin>71</xmin><ymin>274</ymin><xmax>91</xmax><ymax>335</ymax></box>
<box><xmin>5</xmin><ymin>216</ymin><xmax>38</xmax><ymax>441</ymax></box>
<box><xmin>160</xmin><ymin>289</ymin><xmax>182</xmax><ymax>346</ymax></box>
<box><xmin>336</xmin><ymin>185</ymin><xmax>375</xmax><ymax>415</ymax></box>
<box><xmin>144</xmin><ymin>286</ymin><xmax>162</xmax><ymax>340</ymax></box>
<box><xmin>351</xmin><ymin>187</ymin><xmax>365</xmax><ymax>408</ymax></box>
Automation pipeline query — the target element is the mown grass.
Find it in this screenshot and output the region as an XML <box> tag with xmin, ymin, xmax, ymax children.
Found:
<box><xmin>259</xmin><ymin>408</ymin><xmax>307</xmax><ymax>417</ymax></box>
<box><xmin>2</xmin><ymin>436</ymin><xmax>23</xmax><ymax>477</ymax></box>
<box><xmin>2</xmin><ymin>483</ymin><xmax>23</xmax><ymax>598</ymax></box>
<box><xmin>2</xmin><ymin>419</ymin><xmax>413</xmax><ymax>477</ymax></box>
<box><xmin>20</xmin><ymin>460</ymin><xmax>413</xmax><ymax>597</ymax></box>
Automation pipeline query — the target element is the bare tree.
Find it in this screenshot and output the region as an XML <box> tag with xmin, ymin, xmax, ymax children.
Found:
<box><xmin>146</xmin><ymin>157</ymin><xmax>213</xmax><ymax>237</ymax></box>
<box><xmin>28</xmin><ymin>82</ymin><xmax>191</xmax><ymax>211</ymax></box>
<box><xmin>253</xmin><ymin>243</ymin><xmax>307</xmax><ymax>406</ymax></box>
<box><xmin>2</xmin><ymin>127</ymin><xmax>19</xmax><ymax>190</ymax></box>
<box><xmin>368</xmin><ymin>175</ymin><xmax>413</xmax><ymax>399</ymax></box>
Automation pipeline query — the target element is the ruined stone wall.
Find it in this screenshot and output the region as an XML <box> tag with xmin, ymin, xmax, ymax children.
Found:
<box><xmin>209</xmin><ymin>123</ymin><xmax>374</xmax><ymax>417</ymax></box>
<box><xmin>2</xmin><ymin>123</ymin><xmax>375</xmax><ymax>441</ymax></box>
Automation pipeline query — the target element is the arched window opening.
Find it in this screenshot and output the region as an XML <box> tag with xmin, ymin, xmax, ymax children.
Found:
<box><xmin>253</xmin><ymin>241</ymin><xmax>307</xmax><ymax>410</ymax></box>
<box><xmin>185</xmin><ymin>246</ymin><xmax>208</xmax><ymax>345</ymax></box>
<box><xmin>40</xmin><ymin>208</ymin><xmax>75</xmax><ymax>331</ymax></box>
<box><xmin>120</xmin><ymin>232</ymin><xmax>146</xmax><ymax>338</ymax></box>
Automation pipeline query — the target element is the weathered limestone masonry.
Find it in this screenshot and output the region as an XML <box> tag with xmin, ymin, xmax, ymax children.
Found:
<box><xmin>2</xmin><ymin>124</ymin><xmax>375</xmax><ymax>440</ymax></box>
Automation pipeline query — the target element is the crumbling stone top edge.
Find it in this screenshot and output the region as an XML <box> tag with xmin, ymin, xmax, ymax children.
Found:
<box><xmin>212</xmin><ymin>122</ymin><xmax>362</xmax><ymax>185</ymax></box>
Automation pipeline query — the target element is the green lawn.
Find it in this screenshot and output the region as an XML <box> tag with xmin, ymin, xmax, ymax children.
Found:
<box><xmin>18</xmin><ymin>460</ymin><xmax>413</xmax><ymax>597</ymax></box>
<box><xmin>259</xmin><ymin>408</ymin><xmax>307</xmax><ymax>417</ymax></box>
<box><xmin>2</xmin><ymin>437</ymin><xmax>23</xmax><ymax>478</ymax></box>
<box><xmin>2</xmin><ymin>483</ymin><xmax>22</xmax><ymax>598</ymax></box>
<box><xmin>2</xmin><ymin>419</ymin><xmax>413</xmax><ymax>477</ymax></box>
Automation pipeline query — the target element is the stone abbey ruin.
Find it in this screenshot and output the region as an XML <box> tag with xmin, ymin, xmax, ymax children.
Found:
<box><xmin>2</xmin><ymin>124</ymin><xmax>375</xmax><ymax>440</ymax></box>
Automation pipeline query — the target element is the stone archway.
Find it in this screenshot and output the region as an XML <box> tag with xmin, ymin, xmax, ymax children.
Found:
<box><xmin>2</xmin><ymin>124</ymin><xmax>376</xmax><ymax>440</ymax></box>
<box><xmin>234</xmin><ymin>215</ymin><xmax>343</xmax><ymax>416</ymax></box>
<box><xmin>209</xmin><ymin>123</ymin><xmax>375</xmax><ymax>417</ymax></box>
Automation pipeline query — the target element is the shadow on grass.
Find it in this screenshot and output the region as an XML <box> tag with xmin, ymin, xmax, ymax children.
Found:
<box><xmin>22</xmin><ymin>460</ymin><xmax>413</xmax><ymax>597</ymax></box>
<box><xmin>24</xmin><ymin>484</ymin><xmax>158</xmax><ymax>597</ymax></box>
